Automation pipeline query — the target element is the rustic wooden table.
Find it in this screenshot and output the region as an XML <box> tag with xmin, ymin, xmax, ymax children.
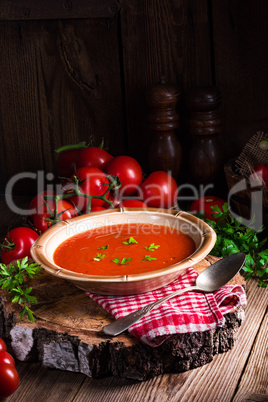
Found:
<box><xmin>1</xmin><ymin>196</ymin><xmax>267</xmax><ymax>402</ymax></box>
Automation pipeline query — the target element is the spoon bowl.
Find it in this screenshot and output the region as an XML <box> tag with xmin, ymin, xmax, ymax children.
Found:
<box><xmin>196</xmin><ymin>252</ymin><xmax>246</xmax><ymax>292</ymax></box>
<box><xmin>102</xmin><ymin>252</ymin><xmax>246</xmax><ymax>336</ymax></box>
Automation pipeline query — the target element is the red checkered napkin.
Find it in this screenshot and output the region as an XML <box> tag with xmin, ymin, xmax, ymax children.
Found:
<box><xmin>87</xmin><ymin>267</ymin><xmax>247</xmax><ymax>347</ymax></box>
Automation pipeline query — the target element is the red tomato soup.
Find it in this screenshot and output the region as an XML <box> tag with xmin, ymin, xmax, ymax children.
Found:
<box><xmin>53</xmin><ymin>223</ymin><xmax>196</xmax><ymax>276</ymax></box>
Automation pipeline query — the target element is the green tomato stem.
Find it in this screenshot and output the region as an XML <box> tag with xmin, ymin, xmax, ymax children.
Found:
<box><xmin>55</xmin><ymin>142</ymin><xmax>88</xmax><ymax>154</ymax></box>
<box><xmin>41</xmin><ymin>174</ymin><xmax>121</xmax><ymax>226</ymax></box>
<box><xmin>0</xmin><ymin>233</ymin><xmax>15</xmax><ymax>251</ymax></box>
<box><xmin>0</xmin><ymin>240</ymin><xmax>15</xmax><ymax>251</ymax></box>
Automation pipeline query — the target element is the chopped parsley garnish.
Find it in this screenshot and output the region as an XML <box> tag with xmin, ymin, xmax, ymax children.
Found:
<box><xmin>142</xmin><ymin>255</ymin><xmax>157</xmax><ymax>262</ymax></box>
<box><xmin>98</xmin><ymin>245</ymin><xmax>109</xmax><ymax>250</ymax></box>
<box><xmin>93</xmin><ymin>253</ymin><xmax>106</xmax><ymax>261</ymax></box>
<box><xmin>123</xmin><ymin>237</ymin><xmax>138</xmax><ymax>245</ymax></box>
<box><xmin>144</xmin><ymin>243</ymin><xmax>160</xmax><ymax>251</ymax></box>
<box><xmin>113</xmin><ymin>257</ymin><xmax>132</xmax><ymax>265</ymax></box>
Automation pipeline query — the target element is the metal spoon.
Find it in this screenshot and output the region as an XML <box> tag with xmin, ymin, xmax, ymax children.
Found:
<box><xmin>102</xmin><ymin>252</ymin><xmax>246</xmax><ymax>336</ymax></box>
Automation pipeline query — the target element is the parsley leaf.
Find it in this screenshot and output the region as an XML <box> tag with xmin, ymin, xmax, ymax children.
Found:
<box><xmin>197</xmin><ymin>203</ymin><xmax>268</xmax><ymax>287</ymax></box>
<box><xmin>98</xmin><ymin>245</ymin><xmax>109</xmax><ymax>250</ymax></box>
<box><xmin>113</xmin><ymin>257</ymin><xmax>132</xmax><ymax>265</ymax></box>
<box><xmin>122</xmin><ymin>237</ymin><xmax>138</xmax><ymax>245</ymax></box>
<box><xmin>142</xmin><ymin>255</ymin><xmax>157</xmax><ymax>262</ymax></box>
<box><xmin>0</xmin><ymin>257</ymin><xmax>42</xmax><ymax>322</ymax></box>
<box><xmin>144</xmin><ymin>243</ymin><xmax>160</xmax><ymax>251</ymax></box>
<box><xmin>93</xmin><ymin>253</ymin><xmax>106</xmax><ymax>261</ymax></box>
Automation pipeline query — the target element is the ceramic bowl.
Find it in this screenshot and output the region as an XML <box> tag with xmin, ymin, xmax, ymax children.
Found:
<box><xmin>30</xmin><ymin>208</ymin><xmax>216</xmax><ymax>295</ymax></box>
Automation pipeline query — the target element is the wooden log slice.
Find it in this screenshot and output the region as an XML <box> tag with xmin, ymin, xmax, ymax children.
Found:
<box><xmin>0</xmin><ymin>256</ymin><xmax>246</xmax><ymax>381</ymax></box>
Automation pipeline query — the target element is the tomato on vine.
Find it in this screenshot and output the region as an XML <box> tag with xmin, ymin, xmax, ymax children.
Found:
<box><xmin>28</xmin><ymin>190</ymin><xmax>56</xmax><ymax>222</ymax></box>
<box><xmin>76</xmin><ymin>147</ymin><xmax>113</xmax><ymax>171</ymax></box>
<box><xmin>106</xmin><ymin>156</ymin><xmax>143</xmax><ymax>197</ymax></box>
<box><xmin>56</xmin><ymin>141</ymin><xmax>113</xmax><ymax>178</ymax></box>
<box><xmin>57</xmin><ymin>149</ymin><xmax>81</xmax><ymax>178</ymax></box>
<box><xmin>121</xmin><ymin>199</ymin><xmax>148</xmax><ymax>208</ymax></box>
<box><xmin>67</xmin><ymin>167</ymin><xmax>111</xmax><ymax>213</ymax></box>
<box><xmin>103</xmin><ymin>192</ymin><xmax>122</xmax><ymax>209</ymax></box>
<box><xmin>1</xmin><ymin>227</ymin><xmax>39</xmax><ymax>265</ymax></box>
<box><xmin>90</xmin><ymin>206</ymin><xmax>107</xmax><ymax>212</ymax></box>
<box><xmin>56</xmin><ymin>141</ymin><xmax>87</xmax><ymax>178</ymax></box>
<box><xmin>33</xmin><ymin>199</ymin><xmax>78</xmax><ymax>233</ymax></box>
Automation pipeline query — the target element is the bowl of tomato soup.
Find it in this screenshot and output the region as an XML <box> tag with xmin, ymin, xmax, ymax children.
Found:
<box><xmin>31</xmin><ymin>208</ymin><xmax>216</xmax><ymax>295</ymax></box>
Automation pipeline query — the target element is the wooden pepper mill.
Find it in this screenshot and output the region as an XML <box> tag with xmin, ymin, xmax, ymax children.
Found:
<box><xmin>186</xmin><ymin>86</ymin><xmax>224</xmax><ymax>187</ymax></box>
<box><xmin>146</xmin><ymin>78</ymin><xmax>182</xmax><ymax>180</ymax></box>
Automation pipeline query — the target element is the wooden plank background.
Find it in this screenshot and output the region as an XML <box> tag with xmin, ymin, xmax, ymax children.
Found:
<box><xmin>0</xmin><ymin>0</ymin><xmax>121</xmax><ymax>20</ymax></box>
<box><xmin>0</xmin><ymin>0</ymin><xmax>267</xmax><ymax>195</ymax></box>
<box><xmin>211</xmin><ymin>0</ymin><xmax>268</xmax><ymax>160</ymax></box>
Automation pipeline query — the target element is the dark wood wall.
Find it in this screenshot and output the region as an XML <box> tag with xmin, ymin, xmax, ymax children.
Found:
<box><xmin>0</xmin><ymin>0</ymin><xmax>267</xmax><ymax>195</ymax></box>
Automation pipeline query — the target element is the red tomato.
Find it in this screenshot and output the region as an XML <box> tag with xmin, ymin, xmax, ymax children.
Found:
<box><xmin>90</xmin><ymin>206</ymin><xmax>106</xmax><ymax>212</ymax></box>
<box><xmin>0</xmin><ymin>363</ymin><xmax>19</xmax><ymax>398</ymax></box>
<box><xmin>28</xmin><ymin>190</ymin><xmax>56</xmax><ymax>222</ymax></box>
<box><xmin>106</xmin><ymin>156</ymin><xmax>143</xmax><ymax>197</ymax></box>
<box><xmin>103</xmin><ymin>192</ymin><xmax>122</xmax><ymax>209</ymax></box>
<box><xmin>68</xmin><ymin>167</ymin><xmax>110</xmax><ymax>213</ymax></box>
<box><xmin>34</xmin><ymin>199</ymin><xmax>77</xmax><ymax>233</ymax></box>
<box><xmin>121</xmin><ymin>199</ymin><xmax>148</xmax><ymax>208</ymax></box>
<box><xmin>0</xmin><ymin>338</ymin><xmax>7</xmax><ymax>353</ymax></box>
<box><xmin>190</xmin><ymin>196</ymin><xmax>226</xmax><ymax>222</ymax></box>
<box><xmin>250</xmin><ymin>163</ymin><xmax>268</xmax><ymax>186</ymax></box>
<box><xmin>1</xmin><ymin>227</ymin><xmax>39</xmax><ymax>265</ymax></box>
<box><xmin>76</xmin><ymin>147</ymin><xmax>113</xmax><ymax>171</ymax></box>
<box><xmin>57</xmin><ymin>148</ymin><xmax>84</xmax><ymax>178</ymax></box>
<box><xmin>0</xmin><ymin>351</ymin><xmax>15</xmax><ymax>367</ymax></box>
<box><xmin>140</xmin><ymin>171</ymin><xmax>178</xmax><ymax>208</ymax></box>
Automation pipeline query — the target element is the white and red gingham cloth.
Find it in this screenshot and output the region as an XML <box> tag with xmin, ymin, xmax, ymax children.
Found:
<box><xmin>87</xmin><ymin>267</ymin><xmax>247</xmax><ymax>347</ymax></box>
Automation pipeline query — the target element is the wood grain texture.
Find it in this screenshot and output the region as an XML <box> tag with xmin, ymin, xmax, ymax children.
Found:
<box><xmin>0</xmin><ymin>196</ymin><xmax>30</xmax><ymax>237</ymax></box>
<box><xmin>172</xmin><ymin>280</ymin><xmax>267</xmax><ymax>402</ymax></box>
<box><xmin>0</xmin><ymin>18</ymin><xmax>125</xmax><ymax>194</ymax></box>
<box><xmin>0</xmin><ymin>256</ymin><xmax>246</xmax><ymax>382</ymax></box>
<box><xmin>6</xmin><ymin>279</ymin><xmax>263</xmax><ymax>402</ymax></box>
<box><xmin>211</xmin><ymin>0</ymin><xmax>268</xmax><ymax>160</ymax></box>
<box><xmin>233</xmin><ymin>304</ymin><xmax>268</xmax><ymax>401</ymax></box>
<box><xmin>120</xmin><ymin>0</ymin><xmax>213</xmax><ymax>172</ymax></box>
<box><xmin>33</xmin><ymin>280</ymin><xmax>265</xmax><ymax>402</ymax></box>
<box><xmin>0</xmin><ymin>0</ymin><xmax>120</xmax><ymax>21</ymax></box>
<box><xmin>6</xmin><ymin>363</ymin><xmax>86</xmax><ymax>402</ymax></box>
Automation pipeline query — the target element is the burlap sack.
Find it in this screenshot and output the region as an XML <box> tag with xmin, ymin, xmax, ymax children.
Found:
<box><xmin>235</xmin><ymin>131</ymin><xmax>268</xmax><ymax>178</ymax></box>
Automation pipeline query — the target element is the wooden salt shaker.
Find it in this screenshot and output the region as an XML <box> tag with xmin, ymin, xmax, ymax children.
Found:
<box><xmin>146</xmin><ymin>78</ymin><xmax>182</xmax><ymax>180</ymax></box>
<box><xmin>186</xmin><ymin>87</ymin><xmax>224</xmax><ymax>186</ymax></box>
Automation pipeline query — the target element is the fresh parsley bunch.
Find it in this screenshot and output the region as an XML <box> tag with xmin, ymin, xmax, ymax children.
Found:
<box><xmin>204</xmin><ymin>203</ymin><xmax>268</xmax><ymax>287</ymax></box>
<box><xmin>0</xmin><ymin>257</ymin><xmax>42</xmax><ymax>322</ymax></box>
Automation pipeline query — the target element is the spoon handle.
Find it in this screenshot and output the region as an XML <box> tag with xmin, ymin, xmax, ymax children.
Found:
<box><xmin>102</xmin><ymin>285</ymin><xmax>198</xmax><ymax>336</ymax></box>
